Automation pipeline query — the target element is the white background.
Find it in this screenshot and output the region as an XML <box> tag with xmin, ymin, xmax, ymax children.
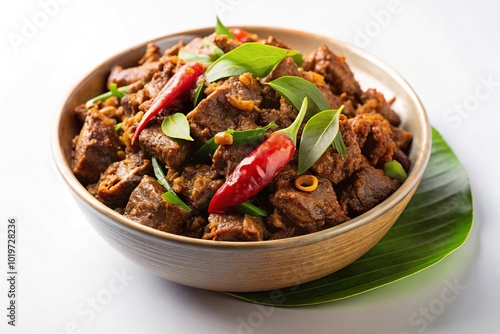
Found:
<box><xmin>1</xmin><ymin>0</ymin><xmax>499</xmax><ymax>333</ymax></box>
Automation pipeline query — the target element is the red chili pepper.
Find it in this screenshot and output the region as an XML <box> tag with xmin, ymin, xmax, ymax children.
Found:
<box><xmin>132</xmin><ymin>61</ymin><xmax>204</xmax><ymax>144</ymax></box>
<box><xmin>229</xmin><ymin>28</ymin><xmax>252</xmax><ymax>42</ymax></box>
<box><xmin>208</xmin><ymin>98</ymin><xmax>308</xmax><ymax>214</ymax></box>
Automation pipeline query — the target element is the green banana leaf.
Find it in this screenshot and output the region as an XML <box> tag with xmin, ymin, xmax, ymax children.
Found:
<box><xmin>227</xmin><ymin>127</ymin><xmax>473</xmax><ymax>306</ymax></box>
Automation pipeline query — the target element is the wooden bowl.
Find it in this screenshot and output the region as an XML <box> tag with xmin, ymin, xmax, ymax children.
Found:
<box><xmin>51</xmin><ymin>27</ymin><xmax>431</xmax><ymax>292</ymax></box>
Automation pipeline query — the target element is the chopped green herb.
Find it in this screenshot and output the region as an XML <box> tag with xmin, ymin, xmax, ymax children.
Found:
<box><xmin>384</xmin><ymin>160</ymin><xmax>408</xmax><ymax>182</ymax></box>
<box><xmin>85</xmin><ymin>83</ymin><xmax>130</xmax><ymax>108</ymax></box>
<box><xmin>193</xmin><ymin>82</ymin><xmax>206</xmax><ymax>107</ymax></box>
<box><xmin>192</xmin><ymin>123</ymin><xmax>277</xmax><ymax>163</ymax></box>
<box><xmin>151</xmin><ymin>157</ymin><xmax>191</xmax><ymax>211</ymax></box>
<box><xmin>234</xmin><ymin>202</ymin><xmax>268</xmax><ymax>217</ymax></box>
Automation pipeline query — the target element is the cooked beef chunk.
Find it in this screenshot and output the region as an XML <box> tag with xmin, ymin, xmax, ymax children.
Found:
<box><xmin>259</xmin><ymin>84</ymin><xmax>281</xmax><ymax>110</ymax></box>
<box><xmin>393</xmin><ymin>147</ymin><xmax>412</xmax><ymax>173</ymax></box>
<box><xmin>311</xmin><ymin>114</ymin><xmax>364</xmax><ymax>184</ymax></box>
<box><xmin>138</xmin><ymin>42</ymin><xmax>161</xmax><ymax>65</ymax></box>
<box><xmin>340</xmin><ymin>164</ymin><xmax>400</xmax><ymax>216</ymax></box>
<box><xmin>107</xmin><ymin>43</ymin><xmax>163</xmax><ymax>87</ymax></box>
<box><xmin>258</xmin><ymin>96</ymin><xmax>297</xmax><ymax>129</ymax></box>
<box><xmin>142</xmin><ymin>61</ymin><xmax>176</xmax><ymax>100</ymax></box>
<box><xmin>161</xmin><ymin>40</ymin><xmax>184</xmax><ymax>58</ymax></box>
<box><xmin>108</xmin><ymin>61</ymin><xmax>161</xmax><ymax>87</ymax></box>
<box><xmin>72</xmin><ymin>111</ymin><xmax>122</xmax><ymax>184</ymax></box>
<box><xmin>357</xmin><ymin>88</ymin><xmax>400</xmax><ymax>126</ymax></box>
<box><xmin>182</xmin><ymin>33</ymin><xmax>241</xmax><ymax>56</ymax></box>
<box><xmin>348</xmin><ymin>113</ymin><xmax>396</xmax><ymax>167</ymax></box>
<box><xmin>179</xmin><ymin>216</ymin><xmax>208</xmax><ymax>239</ymax></box>
<box><xmin>120</xmin><ymin>88</ymin><xmax>146</xmax><ymax>117</ymax></box>
<box><xmin>266</xmin><ymin>218</ymin><xmax>297</xmax><ymax>240</ymax></box>
<box><xmin>261</xmin><ymin>35</ymin><xmax>292</xmax><ymax>49</ymax></box>
<box><xmin>186</xmin><ymin>74</ymin><xmax>262</xmax><ymax>142</ymax></box>
<box><xmin>74</xmin><ymin>104</ymin><xmax>88</xmax><ymax>124</ymax></box>
<box><xmin>263</xmin><ymin>57</ymin><xmax>300</xmax><ymax>82</ymax></box>
<box><xmin>167</xmin><ymin>164</ymin><xmax>223</xmax><ymax>209</ymax></box>
<box><xmin>338</xmin><ymin>92</ymin><xmax>358</xmax><ymax>118</ymax></box>
<box><xmin>212</xmin><ymin>144</ymin><xmax>257</xmax><ymax>177</ymax></box>
<box><xmin>138</xmin><ymin>121</ymin><xmax>193</xmax><ymax>169</ymax></box>
<box><xmin>301</xmin><ymin>71</ymin><xmax>358</xmax><ymax>116</ymax></box>
<box><xmin>318</xmin><ymin>85</ymin><xmax>343</xmax><ymax>109</ymax></box>
<box><xmin>391</xmin><ymin>125</ymin><xmax>413</xmax><ymax>152</ymax></box>
<box><xmin>124</xmin><ymin>175</ymin><xmax>189</xmax><ymax>233</ymax></box>
<box><xmin>95</xmin><ymin>152</ymin><xmax>152</xmax><ymax>208</ymax></box>
<box><xmin>269</xmin><ymin>169</ymin><xmax>349</xmax><ymax>234</ymax></box>
<box><xmin>203</xmin><ymin>213</ymin><xmax>265</xmax><ymax>241</ymax></box>
<box><xmin>302</xmin><ymin>45</ymin><xmax>362</xmax><ymax>99</ymax></box>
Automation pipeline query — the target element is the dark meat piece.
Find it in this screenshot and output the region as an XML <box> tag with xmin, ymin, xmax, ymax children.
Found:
<box><xmin>270</xmin><ymin>168</ymin><xmax>349</xmax><ymax>234</ymax></box>
<box><xmin>179</xmin><ymin>216</ymin><xmax>208</xmax><ymax>239</ymax></box>
<box><xmin>302</xmin><ymin>45</ymin><xmax>362</xmax><ymax>99</ymax></box>
<box><xmin>186</xmin><ymin>74</ymin><xmax>262</xmax><ymax>142</ymax></box>
<box><xmin>318</xmin><ymin>85</ymin><xmax>343</xmax><ymax>109</ymax></box>
<box><xmin>142</xmin><ymin>61</ymin><xmax>176</xmax><ymax>100</ymax></box>
<box><xmin>311</xmin><ymin>114</ymin><xmax>364</xmax><ymax>184</ymax></box>
<box><xmin>107</xmin><ymin>44</ymin><xmax>163</xmax><ymax>87</ymax></box>
<box><xmin>95</xmin><ymin>152</ymin><xmax>152</xmax><ymax>208</ymax></box>
<box><xmin>124</xmin><ymin>175</ymin><xmax>189</xmax><ymax>233</ymax></box>
<box><xmin>74</xmin><ymin>104</ymin><xmax>88</xmax><ymax>125</ymax></box>
<box><xmin>266</xmin><ymin>217</ymin><xmax>297</xmax><ymax>240</ymax></box>
<box><xmin>182</xmin><ymin>33</ymin><xmax>241</xmax><ymax>56</ymax></box>
<box><xmin>261</xmin><ymin>35</ymin><xmax>292</xmax><ymax>49</ymax></box>
<box><xmin>338</xmin><ymin>92</ymin><xmax>358</xmax><ymax>118</ymax></box>
<box><xmin>300</xmin><ymin>71</ymin><xmax>358</xmax><ymax>117</ymax></box>
<box><xmin>391</xmin><ymin>125</ymin><xmax>413</xmax><ymax>152</ymax></box>
<box><xmin>108</xmin><ymin>62</ymin><xmax>161</xmax><ymax>88</ymax></box>
<box><xmin>258</xmin><ymin>97</ymin><xmax>297</xmax><ymax>129</ymax></box>
<box><xmin>120</xmin><ymin>88</ymin><xmax>147</xmax><ymax>117</ymax></box>
<box><xmin>161</xmin><ymin>40</ymin><xmax>184</xmax><ymax>58</ymax></box>
<box><xmin>72</xmin><ymin>111</ymin><xmax>122</xmax><ymax>184</ymax></box>
<box><xmin>212</xmin><ymin>144</ymin><xmax>257</xmax><ymax>177</ymax></box>
<box><xmin>138</xmin><ymin>42</ymin><xmax>161</xmax><ymax>65</ymax></box>
<box><xmin>167</xmin><ymin>164</ymin><xmax>223</xmax><ymax>209</ymax></box>
<box><xmin>340</xmin><ymin>164</ymin><xmax>400</xmax><ymax>216</ymax></box>
<box><xmin>393</xmin><ymin>147</ymin><xmax>412</xmax><ymax>173</ymax></box>
<box><xmin>357</xmin><ymin>89</ymin><xmax>400</xmax><ymax>126</ymax></box>
<box><xmin>138</xmin><ymin>121</ymin><xmax>193</xmax><ymax>169</ymax></box>
<box><xmin>262</xmin><ymin>57</ymin><xmax>300</xmax><ymax>82</ymax></box>
<box><xmin>348</xmin><ymin>113</ymin><xmax>396</xmax><ymax>167</ymax></box>
<box><xmin>203</xmin><ymin>213</ymin><xmax>265</xmax><ymax>241</ymax></box>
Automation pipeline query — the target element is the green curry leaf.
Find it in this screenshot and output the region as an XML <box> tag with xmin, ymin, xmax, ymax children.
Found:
<box><xmin>205</xmin><ymin>43</ymin><xmax>298</xmax><ymax>82</ymax></box>
<box><xmin>268</xmin><ymin>76</ymin><xmax>330</xmax><ymax>120</ymax></box>
<box><xmin>227</xmin><ymin>128</ymin><xmax>473</xmax><ymax>306</ymax></box>
<box><xmin>268</xmin><ymin>76</ymin><xmax>347</xmax><ymax>157</ymax></box>
<box><xmin>298</xmin><ymin>106</ymin><xmax>343</xmax><ymax>175</ymax></box>
<box><xmin>161</xmin><ymin>113</ymin><xmax>194</xmax><ymax>141</ymax></box>
<box><xmin>215</xmin><ymin>16</ymin><xmax>235</xmax><ymax>40</ymax></box>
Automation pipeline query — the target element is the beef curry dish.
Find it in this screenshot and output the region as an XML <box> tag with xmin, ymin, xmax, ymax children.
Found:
<box><xmin>71</xmin><ymin>27</ymin><xmax>413</xmax><ymax>241</ymax></box>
